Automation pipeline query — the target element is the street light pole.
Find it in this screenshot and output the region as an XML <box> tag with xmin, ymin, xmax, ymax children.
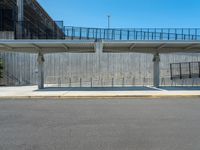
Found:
<box><xmin>107</xmin><ymin>15</ymin><xmax>110</xmax><ymax>29</ymax></box>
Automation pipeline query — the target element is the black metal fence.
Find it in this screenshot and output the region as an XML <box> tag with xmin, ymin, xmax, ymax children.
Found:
<box><xmin>64</xmin><ymin>26</ymin><xmax>200</xmax><ymax>41</ymax></box>
<box><xmin>170</xmin><ymin>62</ymin><xmax>200</xmax><ymax>80</ymax></box>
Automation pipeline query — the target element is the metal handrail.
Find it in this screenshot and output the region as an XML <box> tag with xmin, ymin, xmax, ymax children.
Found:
<box><xmin>64</xmin><ymin>26</ymin><xmax>200</xmax><ymax>41</ymax></box>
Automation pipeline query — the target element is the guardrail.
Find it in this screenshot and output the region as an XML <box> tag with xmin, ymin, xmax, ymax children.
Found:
<box><xmin>3</xmin><ymin>21</ymin><xmax>200</xmax><ymax>41</ymax></box>
<box><xmin>64</xmin><ymin>26</ymin><xmax>200</xmax><ymax>41</ymax></box>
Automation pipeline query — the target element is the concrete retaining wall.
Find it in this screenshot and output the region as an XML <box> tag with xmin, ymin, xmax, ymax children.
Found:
<box><xmin>1</xmin><ymin>51</ymin><xmax>200</xmax><ymax>87</ymax></box>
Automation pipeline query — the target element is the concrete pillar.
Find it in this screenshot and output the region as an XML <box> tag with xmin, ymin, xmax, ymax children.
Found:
<box><xmin>95</xmin><ymin>41</ymin><xmax>103</xmax><ymax>81</ymax></box>
<box><xmin>17</xmin><ymin>0</ymin><xmax>24</xmax><ymax>38</ymax></box>
<box><xmin>17</xmin><ymin>0</ymin><xmax>24</xmax><ymax>21</ymax></box>
<box><xmin>153</xmin><ymin>53</ymin><xmax>160</xmax><ymax>87</ymax></box>
<box><xmin>37</xmin><ymin>52</ymin><xmax>45</xmax><ymax>89</ymax></box>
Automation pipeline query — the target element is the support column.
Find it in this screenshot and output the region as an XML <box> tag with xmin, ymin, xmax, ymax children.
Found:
<box><xmin>95</xmin><ymin>41</ymin><xmax>103</xmax><ymax>83</ymax></box>
<box><xmin>17</xmin><ymin>0</ymin><xmax>24</xmax><ymax>21</ymax></box>
<box><xmin>37</xmin><ymin>52</ymin><xmax>45</xmax><ymax>89</ymax></box>
<box><xmin>153</xmin><ymin>53</ymin><xmax>160</xmax><ymax>87</ymax></box>
<box><xmin>17</xmin><ymin>0</ymin><xmax>24</xmax><ymax>38</ymax></box>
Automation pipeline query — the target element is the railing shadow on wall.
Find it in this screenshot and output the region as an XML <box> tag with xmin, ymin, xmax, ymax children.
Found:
<box><xmin>45</xmin><ymin>76</ymin><xmax>200</xmax><ymax>88</ymax></box>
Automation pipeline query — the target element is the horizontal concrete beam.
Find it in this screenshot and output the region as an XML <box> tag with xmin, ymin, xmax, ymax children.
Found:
<box><xmin>1</xmin><ymin>40</ymin><xmax>200</xmax><ymax>54</ymax></box>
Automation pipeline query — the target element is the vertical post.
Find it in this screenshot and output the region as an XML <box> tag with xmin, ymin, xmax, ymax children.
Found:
<box><xmin>189</xmin><ymin>62</ymin><xmax>191</xmax><ymax>78</ymax></box>
<box><xmin>37</xmin><ymin>52</ymin><xmax>45</xmax><ymax>89</ymax></box>
<box><xmin>17</xmin><ymin>0</ymin><xmax>24</xmax><ymax>38</ymax></box>
<box><xmin>107</xmin><ymin>15</ymin><xmax>110</xmax><ymax>29</ymax></box>
<box><xmin>170</xmin><ymin>64</ymin><xmax>173</xmax><ymax>80</ymax></box>
<box><xmin>153</xmin><ymin>53</ymin><xmax>160</xmax><ymax>87</ymax></box>
<box><xmin>120</xmin><ymin>29</ymin><xmax>122</xmax><ymax>40</ymax></box>
<box><xmin>17</xmin><ymin>0</ymin><xmax>24</xmax><ymax>21</ymax></box>
<box><xmin>198</xmin><ymin>62</ymin><xmax>200</xmax><ymax>78</ymax></box>
<box><xmin>127</xmin><ymin>30</ymin><xmax>130</xmax><ymax>40</ymax></box>
<box><xmin>90</xmin><ymin>78</ymin><xmax>93</xmax><ymax>88</ymax></box>
<box><xmin>179</xmin><ymin>63</ymin><xmax>182</xmax><ymax>79</ymax></box>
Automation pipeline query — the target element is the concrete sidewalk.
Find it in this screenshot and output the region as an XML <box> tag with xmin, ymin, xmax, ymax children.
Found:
<box><xmin>0</xmin><ymin>86</ymin><xmax>200</xmax><ymax>99</ymax></box>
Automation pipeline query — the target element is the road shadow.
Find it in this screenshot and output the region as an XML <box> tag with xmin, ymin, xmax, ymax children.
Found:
<box><xmin>35</xmin><ymin>86</ymin><xmax>159</xmax><ymax>92</ymax></box>
<box><xmin>159</xmin><ymin>86</ymin><xmax>200</xmax><ymax>91</ymax></box>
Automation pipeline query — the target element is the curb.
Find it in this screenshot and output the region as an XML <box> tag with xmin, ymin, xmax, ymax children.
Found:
<box><xmin>0</xmin><ymin>95</ymin><xmax>200</xmax><ymax>99</ymax></box>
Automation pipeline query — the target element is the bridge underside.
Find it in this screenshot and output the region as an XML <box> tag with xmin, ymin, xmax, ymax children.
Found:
<box><xmin>1</xmin><ymin>40</ymin><xmax>200</xmax><ymax>89</ymax></box>
<box><xmin>1</xmin><ymin>40</ymin><xmax>200</xmax><ymax>54</ymax></box>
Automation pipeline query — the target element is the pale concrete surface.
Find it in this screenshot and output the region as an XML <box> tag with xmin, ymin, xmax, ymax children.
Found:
<box><xmin>0</xmin><ymin>86</ymin><xmax>200</xmax><ymax>98</ymax></box>
<box><xmin>0</xmin><ymin>98</ymin><xmax>200</xmax><ymax>150</ymax></box>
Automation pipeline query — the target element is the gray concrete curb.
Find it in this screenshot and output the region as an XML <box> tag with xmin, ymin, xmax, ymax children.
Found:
<box><xmin>0</xmin><ymin>95</ymin><xmax>200</xmax><ymax>99</ymax></box>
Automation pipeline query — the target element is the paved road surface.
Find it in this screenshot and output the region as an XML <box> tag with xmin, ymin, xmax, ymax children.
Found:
<box><xmin>0</xmin><ymin>98</ymin><xmax>200</xmax><ymax>150</ymax></box>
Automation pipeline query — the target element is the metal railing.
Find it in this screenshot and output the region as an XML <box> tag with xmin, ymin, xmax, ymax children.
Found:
<box><xmin>170</xmin><ymin>62</ymin><xmax>200</xmax><ymax>80</ymax></box>
<box><xmin>2</xmin><ymin>20</ymin><xmax>200</xmax><ymax>41</ymax></box>
<box><xmin>64</xmin><ymin>26</ymin><xmax>200</xmax><ymax>41</ymax></box>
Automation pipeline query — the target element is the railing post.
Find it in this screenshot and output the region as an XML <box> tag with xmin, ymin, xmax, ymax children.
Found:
<box><xmin>112</xmin><ymin>78</ymin><xmax>114</xmax><ymax>87</ymax></box>
<box><xmin>100</xmin><ymin>29</ymin><xmax>102</xmax><ymax>39</ymax></box>
<box><xmin>180</xmin><ymin>63</ymin><xmax>182</xmax><ymax>79</ymax></box>
<box><xmin>87</xmin><ymin>28</ymin><xmax>89</xmax><ymax>39</ymax></box>
<box><xmin>181</xmin><ymin>29</ymin><xmax>184</xmax><ymax>40</ymax></box>
<box><xmin>79</xmin><ymin>27</ymin><xmax>82</xmax><ymax>40</ymax></box>
<box><xmin>93</xmin><ymin>29</ymin><xmax>95</xmax><ymax>39</ymax></box>
<box><xmin>120</xmin><ymin>29</ymin><xmax>122</xmax><ymax>40</ymax></box>
<box><xmin>90</xmin><ymin>78</ymin><xmax>93</xmax><ymax>88</ymax></box>
<box><xmin>80</xmin><ymin>78</ymin><xmax>82</xmax><ymax>87</ymax></box>
<box><xmin>188</xmin><ymin>28</ymin><xmax>191</xmax><ymax>40</ymax></box>
<box><xmin>122</xmin><ymin>77</ymin><xmax>125</xmax><ymax>87</ymax></box>
<box><xmin>127</xmin><ymin>30</ymin><xmax>130</xmax><ymax>40</ymax></box>
<box><xmin>175</xmin><ymin>29</ymin><xmax>177</xmax><ymax>40</ymax></box>
<box><xmin>71</xmin><ymin>27</ymin><xmax>74</xmax><ymax>40</ymax></box>
<box><xmin>95</xmin><ymin>28</ymin><xmax>98</xmax><ymax>40</ymax></box>
<box><xmin>195</xmin><ymin>29</ymin><xmax>198</xmax><ymax>40</ymax></box>
<box><xmin>168</xmin><ymin>29</ymin><xmax>170</xmax><ymax>40</ymax></box>
<box><xmin>112</xmin><ymin>29</ymin><xmax>114</xmax><ymax>40</ymax></box>
<box><xmin>189</xmin><ymin>62</ymin><xmax>192</xmax><ymax>78</ymax></box>
<box><xmin>104</xmin><ymin>29</ymin><xmax>106</xmax><ymax>40</ymax></box>
<box><xmin>132</xmin><ymin>77</ymin><xmax>135</xmax><ymax>86</ymax></box>
<box><xmin>69</xmin><ymin>78</ymin><xmax>71</xmax><ymax>87</ymax></box>
<box><xmin>136</xmin><ymin>31</ymin><xmax>138</xmax><ymax>40</ymax></box>
<box><xmin>154</xmin><ymin>28</ymin><xmax>156</xmax><ymax>40</ymax></box>
<box><xmin>170</xmin><ymin>64</ymin><xmax>173</xmax><ymax>80</ymax></box>
<box><xmin>160</xmin><ymin>29</ymin><xmax>163</xmax><ymax>40</ymax></box>
<box><xmin>198</xmin><ymin>62</ymin><xmax>200</xmax><ymax>78</ymax></box>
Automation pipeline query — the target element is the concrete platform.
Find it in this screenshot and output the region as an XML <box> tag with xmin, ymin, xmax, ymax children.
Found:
<box><xmin>0</xmin><ymin>86</ymin><xmax>200</xmax><ymax>99</ymax></box>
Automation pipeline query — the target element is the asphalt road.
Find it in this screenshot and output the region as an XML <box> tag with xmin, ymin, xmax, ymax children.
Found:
<box><xmin>0</xmin><ymin>98</ymin><xmax>200</xmax><ymax>150</ymax></box>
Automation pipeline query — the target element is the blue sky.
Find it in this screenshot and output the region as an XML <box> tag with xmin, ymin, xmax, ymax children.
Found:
<box><xmin>37</xmin><ymin>0</ymin><xmax>200</xmax><ymax>28</ymax></box>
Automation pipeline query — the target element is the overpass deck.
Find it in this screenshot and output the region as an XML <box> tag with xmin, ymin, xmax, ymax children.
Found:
<box><xmin>0</xmin><ymin>40</ymin><xmax>200</xmax><ymax>54</ymax></box>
